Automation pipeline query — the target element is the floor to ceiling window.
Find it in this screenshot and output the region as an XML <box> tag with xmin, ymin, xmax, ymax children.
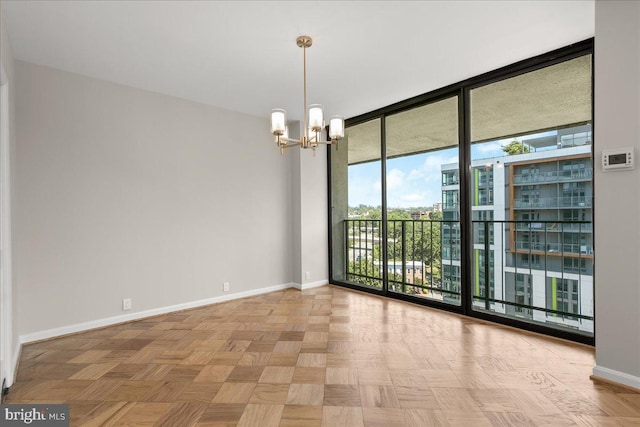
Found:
<box><xmin>468</xmin><ymin>54</ymin><xmax>593</xmax><ymax>336</ymax></box>
<box><xmin>330</xmin><ymin>118</ymin><xmax>382</xmax><ymax>290</ymax></box>
<box><xmin>329</xmin><ymin>40</ymin><xmax>594</xmax><ymax>343</ymax></box>
<box><xmin>384</xmin><ymin>97</ymin><xmax>460</xmax><ymax>305</ymax></box>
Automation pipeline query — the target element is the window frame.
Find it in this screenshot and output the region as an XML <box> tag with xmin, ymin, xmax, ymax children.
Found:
<box><xmin>327</xmin><ymin>38</ymin><xmax>594</xmax><ymax>346</ymax></box>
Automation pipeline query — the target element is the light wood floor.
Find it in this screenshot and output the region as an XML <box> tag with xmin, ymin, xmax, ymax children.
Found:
<box><xmin>6</xmin><ymin>285</ymin><xmax>640</xmax><ymax>426</ymax></box>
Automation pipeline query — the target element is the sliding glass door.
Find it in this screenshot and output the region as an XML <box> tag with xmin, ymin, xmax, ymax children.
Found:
<box><xmin>468</xmin><ymin>54</ymin><xmax>594</xmax><ymax>337</ymax></box>
<box><xmin>330</xmin><ymin>118</ymin><xmax>383</xmax><ymax>290</ymax></box>
<box><xmin>330</xmin><ymin>96</ymin><xmax>462</xmax><ymax>309</ymax></box>
<box><xmin>384</xmin><ymin>96</ymin><xmax>460</xmax><ymax>305</ymax></box>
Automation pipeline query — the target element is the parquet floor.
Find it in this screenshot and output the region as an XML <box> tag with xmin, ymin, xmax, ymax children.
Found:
<box><xmin>5</xmin><ymin>285</ymin><xmax>640</xmax><ymax>426</ymax></box>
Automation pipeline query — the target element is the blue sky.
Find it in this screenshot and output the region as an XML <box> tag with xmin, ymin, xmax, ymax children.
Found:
<box><xmin>348</xmin><ymin>133</ymin><xmax>556</xmax><ymax>208</ymax></box>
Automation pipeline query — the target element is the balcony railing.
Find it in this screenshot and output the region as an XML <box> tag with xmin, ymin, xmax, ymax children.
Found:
<box><xmin>477</xmin><ymin>179</ymin><xmax>494</xmax><ymax>187</ymax></box>
<box><xmin>343</xmin><ymin>218</ymin><xmax>594</xmax><ymax>334</ymax></box>
<box><xmin>345</xmin><ymin>219</ymin><xmax>461</xmax><ymax>299</ymax></box>
<box><xmin>560</xmin><ymin>133</ymin><xmax>591</xmax><ymax>147</ymax></box>
<box><xmin>473</xmin><ymin>220</ymin><xmax>593</xmax><ymax>332</ymax></box>
<box><xmin>513</xmin><ymin>196</ymin><xmax>592</xmax><ymax>209</ymax></box>
<box><xmin>513</xmin><ymin>168</ymin><xmax>592</xmax><ymax>184</ymax></box>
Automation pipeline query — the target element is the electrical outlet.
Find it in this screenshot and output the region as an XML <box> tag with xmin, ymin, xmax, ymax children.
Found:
<box><xmin>223</xmin><ymin>282</ymin><xmax>230</xmax><ymax>292</ymax></box>
<box><xmin>305</xmin><ymin>271</ymin><xmax>311</xmax><ymax>280</ymax></box>
<box><xmin>122</xmin><ymin>298</ymin><xmax>132</xmax><ymax>311</ymax></box>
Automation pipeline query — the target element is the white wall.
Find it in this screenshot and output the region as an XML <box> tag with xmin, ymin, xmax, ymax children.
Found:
<box><xmin>299</xmin><ymin>143</ymin><xmax>329</xmax><ymax>288</ymax></box>
<box><xmin>593</xmin><ymin>0</ymin><xmax>640</xmax><ymax>389</ymax></box>
<box><xmin>15</xmin><ymin>61</ymin><xmax>296</xmax><ymax>339</ymax></box>
<box><xmin>0</xmin><ymin>4</ymin><xmax>18</xmax><ymax>386</ymax></box>
<box><xmin>289</xmin><ymin>122</ymin><xmax>329</xmax><ymax>288</ymax></box>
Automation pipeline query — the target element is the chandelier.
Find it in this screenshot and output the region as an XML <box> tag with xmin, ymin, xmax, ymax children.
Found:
<box><xmin>270</xmin><ymin>36</ymin><xmax>344</xmax><ymax>154</ymax></box>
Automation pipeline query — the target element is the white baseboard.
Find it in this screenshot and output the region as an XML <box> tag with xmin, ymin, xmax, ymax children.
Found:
<box><xmin>592</xmin><ymin>365</ymin><xmax>640</xmax><ymax>391</ymax></box>
<box><xmin>5</xmin><ymin>342</ymin><xmax>21</xmax><ymax>388</ymax></box>
<box><xmin>19</xmin><ymin>282</ymin><xmax>296</xmax><ymax>345</ymax></box>
<box><xmin>291</xmin><ymin>280</ymin><xmax>327</xmax><ymax>291</ymax></box>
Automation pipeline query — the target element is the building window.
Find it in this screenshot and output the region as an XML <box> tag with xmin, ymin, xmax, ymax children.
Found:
<box><xmin>563</xmin><ymin>257</ymin><xmax>587</xmax><ymax>273</ymax></box>
<box><xmin>547</xmin><ymin>277</ymin><xmax>580</xmax><ymax>320</ymax></box>
<box><xmin>520</xmin><ymin>253</ymin><xmax>541</xmax><ymax>268</ymax></box>
<box><xmin>515</xmin><ymin>273</ymin><xmax>532</xmax><ymax>317</ymax></box>
<box><xmin>442</xmin><ymin>171</ymin><xmax>459</xmax><ymax>186</ymax></box>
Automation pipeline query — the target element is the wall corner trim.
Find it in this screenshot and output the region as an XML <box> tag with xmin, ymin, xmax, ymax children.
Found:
<box><xmin>592</xmin><ymin>365</ymin><xmax>640</xmax><ymax>392</ymax></box>
<box><xmin>292</xmin><ymin>280</ymin><xmax>328</xmax><ymax>291</ymax></box>
<box><xmin>18</xmin><ymin>282</ymin><xmax>300</xmax><ymax>345</ymax></box>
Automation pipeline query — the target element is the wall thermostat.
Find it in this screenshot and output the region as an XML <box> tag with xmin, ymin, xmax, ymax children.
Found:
<box><xmin>602</xmin><ymin>148</ymin><xmax>634</xmax><ymax>171</ymax></box>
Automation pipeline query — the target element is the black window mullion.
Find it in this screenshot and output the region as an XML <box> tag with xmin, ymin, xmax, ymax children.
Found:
<box><xmin>380</xmin><ymin>115</ymin><xmax>389</xmax><ymax>295</ymax></box>
<box><xmin>460</xmin><ymin>87</ymin><xmax>472</xmax><ymax>314</ymax></box>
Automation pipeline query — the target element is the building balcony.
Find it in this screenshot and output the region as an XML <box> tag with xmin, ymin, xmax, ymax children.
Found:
<box><xmin>476</xmin><ymin>179</ymin><xmax>494</xmax><ymax>187</ymax></box>
<box><xmin>513</xmin><ymin>168</ymin><xmax>592</xmax><ymax>184</ymax></box>
<box><xmin>442</xmin><ymin>250</ymin><xmax>461</xmax><ymax>261</ymax></box>
<box><xmin>512</xmin><ymin>240</ymin><xmax>593</xmax><ymax>255</ymax></box>
<box><xmin>513</xmin><ymin>196</ymin><xmax>592</xmax><ymax>209</ymax></box>
<box><xmin>514</xmin><ymin>222</ymin><xmax>593</xmax><ymax>233</ymax></box>
<box><xmin>474</xmin><ymin>199</ymin><xmax>493</xmax><ymax>207</ymax></box>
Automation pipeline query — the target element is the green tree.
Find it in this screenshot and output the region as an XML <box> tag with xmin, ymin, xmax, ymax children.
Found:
<box><xmin>502</xmin><ymin>140</ymin><xmax>530</xmax><ymax>155</ymax></box>
<box><xmin>347</xmin><ymin>258</ymin><xmax>383</xmax><ymax>289</ymax></box>
<box><xmin>346</xmin><ymin>205</ymin><xmax>445</xmax><ymax>294</ymax></box>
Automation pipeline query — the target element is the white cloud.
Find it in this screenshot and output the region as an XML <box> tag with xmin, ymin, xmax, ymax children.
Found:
<box><xmin>476</xmin><ymin>142</ymin><xmax>503</xmax><ymax>153</ymax></box>
<box><xmin>401</xmin><ymin>193</ymin><xmax>424</xmax><ymax>202</ymax></box>
<box><xmin>407</xmin><ymin>169</ymin><xmax>423</xmax><ymax>180</ymax></box>
<box><xmin>373</xmin><ymin>168</ymin><xmax>405</xmax><ymax>193</ymax></box>
<box><xmin>386</xmin><ymin>169</ymin><xmax>405</xmax><ymax>191</ymax></box>
<box><xmin>404</xmin><ymin>153</ymin><xmax>458</xmax><ymax>184</ymax></box>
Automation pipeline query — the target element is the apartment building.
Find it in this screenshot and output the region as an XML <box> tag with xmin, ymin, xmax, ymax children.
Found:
<box><xmin>441</xmin><ymin>125</ymin><xmax>594</xmax><ymax>333</ymax></box>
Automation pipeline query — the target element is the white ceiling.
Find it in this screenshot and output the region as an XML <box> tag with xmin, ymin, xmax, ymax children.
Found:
<box><xmin>1</xmin><ymin>1</ymin><xmax>595</xmax><ymax>122</ymax></box>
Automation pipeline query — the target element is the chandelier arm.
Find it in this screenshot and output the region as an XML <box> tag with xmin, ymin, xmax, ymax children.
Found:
<box><xmin>309</xmin><ymin>131</ymin><xmax>340</xmax><ymax>146</ymax></box>
<box><xmin>280</xmin><ymin>140</ymin><xmax>303</xmax><ymax>148</ymax></box>
<box><xmin>278</xmin><ymin>136</ymin><xmax>303</xmax><ymax>145</ymax></box>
